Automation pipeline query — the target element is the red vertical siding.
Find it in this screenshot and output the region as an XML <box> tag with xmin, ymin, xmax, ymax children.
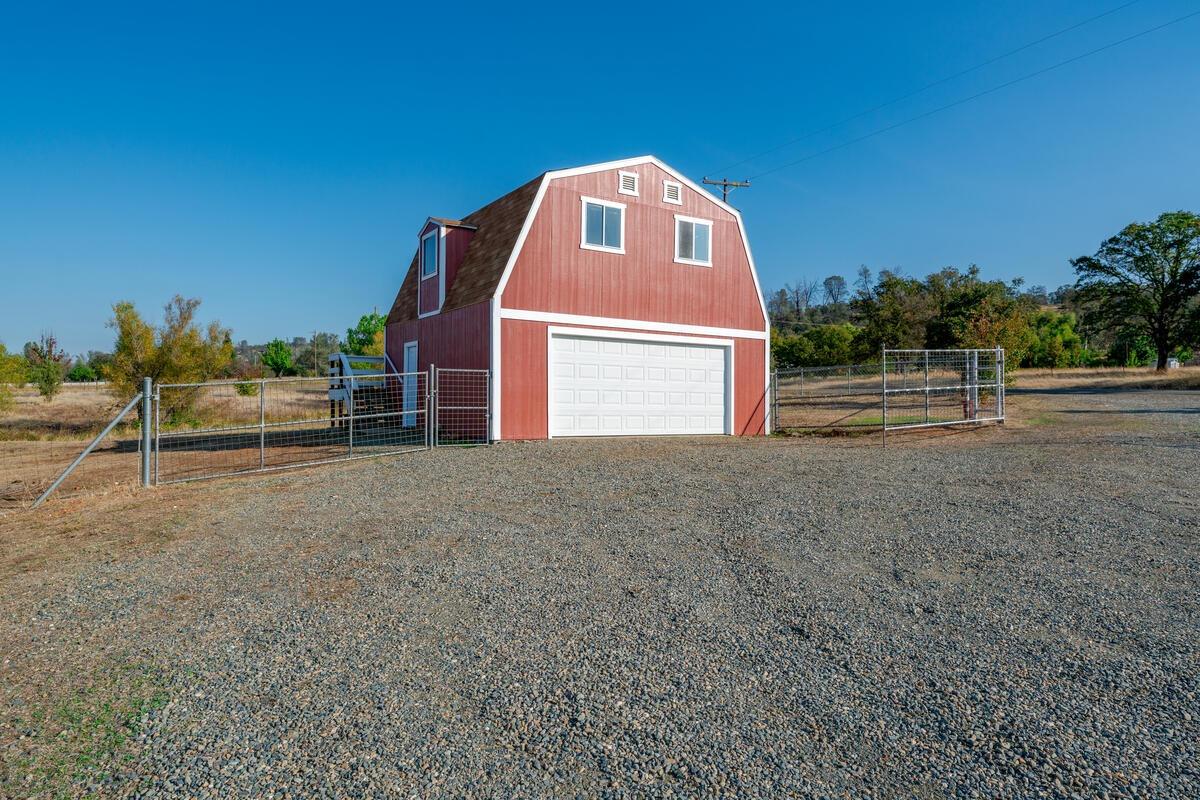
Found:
<box><xmin>386</xmin><ymin>300</ymin><xmax>490</xmax><ymax>373</ymax></box>
<box><xmin>500</xmin><ymin>319</ymin><xmax>766</xmax><ymax>440</ymax></box>
<box><xmin>501</xmin><ymin>162</ymin><xmax>766</xmax><ymax>332</ymax></box>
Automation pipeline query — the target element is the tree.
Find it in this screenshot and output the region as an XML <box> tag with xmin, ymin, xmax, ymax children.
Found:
<box><xmin>26</xmin><ymin>333</ymin><xmax>69</xmax><ymax>401</ymax></box>
<box><xmin>822</xmin><ymin>275</ymin><xmax>848</xmax><ymax>305</ymax></box>
<box><xmin>0</xmin><ymin>343</ymin><xmax>28</xmax><ymax>413</ymax></box>
<box><xmin>261</xmin><ymin>338</ymin><xmax>295</xmax><ymax>377</ymax></box>
<box><xmin>297</xmin><ymin>332</ymin><xmax>340</xmax><ymax>375</ymax></box>
<box><xmin>67</xmin><ymin>362</ymin><xmax>98</xmax><ymax>382</ymax></box>
<box><xmin>345</xmin><ymin>311</ymin><xmax>386</xmax><ymax>356</ymax></box>
<box><xmin>1072</xmin><ymin>211</ymin><xmax>1200</xmax><ymax>370</ymax></box>
<box><xmin>106</xmin><ymin>296</ymin><xmax>234</xmax><ymax>414</ymax></box>
<box><xmin>1023</xmin><ymin>310</ymin><xmax>1085</xmax><ymax>368</ymax></box>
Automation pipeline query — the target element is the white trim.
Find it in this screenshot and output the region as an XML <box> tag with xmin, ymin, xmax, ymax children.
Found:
<box><xmin>489</xmin><ymin>298</ymin><xmax>501</xmax><ymax>441</ymax></box>
<box><xmin>546</xmin><ymin>326</ymin><xmax>734</xmax><ymax>438</ymax></box>
<box><xmin>417</xmin><ymin>226</ymin><xmax>446</xmax><ymax>319</ymax></box>
<box><xmin>579</xmin><ymin>195</ymin><xmax>626</xmax><ymax>254</ymax></box>
<box><xmin>673</xmin><ymin>214</ymin><xmax>713</xmax><ymax>267</ymax></box>
<box><xmin>617</xmin><ymin>170</ymin><xmax>639</xmax><ymax>197</ymax></box>
<box><xmin>420</xmin><ymin>228</ymin><xmax>438</xmax><ymax>279</ymax></box>
<box><xmin>489</xmin><ymin>156</ymin><xmax>771</xmax><ymax>439</ymax></box>
<box><xmin>501</xmin><ymin>308</ymin><xmax>768</xmax><ymax>341</ymax></box>
<box><xmin>662</xmin><ymin>180</ymin><xmax>683</xmax><ymax>205</ymax></box>
<box><xmin>402</xmin><ymin>340</ymin><xmax>419</xmax><ymax>427</ymax></box>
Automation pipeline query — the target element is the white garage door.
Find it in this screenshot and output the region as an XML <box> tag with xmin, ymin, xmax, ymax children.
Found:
<box><xmin>550</xmin><ymin>333</ymin><xmax>729</xmax><ymax>437</ymax></box>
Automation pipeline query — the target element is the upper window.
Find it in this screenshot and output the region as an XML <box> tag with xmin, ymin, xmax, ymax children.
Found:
<box><xmin>581</xmin><ymin>196</ymin><xmax>625</xmax><ymax>253</ymax></box>
<box><xmin>618</xmin><ymin>171</ymin><xmax>639</xmax><ymax>196</ymax></box>
<box><xmin>674</xmin><ymin>215</ymin><xmax>712</xmax><ymax>266</ymax></box>
<box><xmin>662</xmin><ymin>180</ymin><xmax>683</xmax><ymax>205</ymax></box>
<box><xmin>420</xmin><ymin>230</ymin><xmax>439</xmax><ymax>278</ymax></box>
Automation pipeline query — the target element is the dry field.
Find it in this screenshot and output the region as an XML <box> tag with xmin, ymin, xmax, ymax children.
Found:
<box><xmin>0</xmin><ymin>376</ymin><xmax>1196</xmax><ymax>798</ymax></box>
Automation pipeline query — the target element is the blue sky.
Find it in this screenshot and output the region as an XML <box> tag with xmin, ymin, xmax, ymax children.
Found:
<box><xmin>2</xmin><ymin>1</ymin><xmax>1197</xmax><ymax>353</ymax></box>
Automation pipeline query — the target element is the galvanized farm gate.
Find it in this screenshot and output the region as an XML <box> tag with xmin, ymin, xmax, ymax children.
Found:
<box><xmin>154</xmin><ymin>366</ymin><xmax>490</xmax><ymax>485</ymax></box>
<box><xmin>770</xmin><ymin>348</ymin><xmax>1005</xmax><ymax>439</ymax></box>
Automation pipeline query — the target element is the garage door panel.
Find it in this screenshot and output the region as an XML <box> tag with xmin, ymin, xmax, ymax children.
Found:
<box><xmin>551</xmin><ymin>333</ymin><xmax>728</xmax><ymax>437</ymax></box>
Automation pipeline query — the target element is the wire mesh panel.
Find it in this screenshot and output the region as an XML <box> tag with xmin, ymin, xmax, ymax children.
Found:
<box><xmin>435</xmin><ymin>369</ymin><xmax>490</xmax><ymax>446</ymax></box>
<box><xmin>772</xmin><ymin>363</ymin><xmax>885</xmax><ymax>430</ymax></box>
<box><xmin>883</xmin><ymin>349</ymin><xmax>1005</xmax><ymax>432</ymax></box>
<box><xmin>0</xmin><ymin>386</ymin><xmax>143</xmax><ymax>512</ymax></box>
<box><xmin>155</xmin><ymin>372</ymin><xmax>429</xmax><ymax>485</ymax></box>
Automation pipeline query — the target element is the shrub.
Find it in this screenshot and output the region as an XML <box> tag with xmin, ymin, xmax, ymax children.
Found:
<box><xmin>26</xmin><ymin>334</ymin><xmax>69</xmax><ymax>401</ymax></box>
<box><xmin>67</xmin><ymin>362</ymin><xmax>98</xmax><ymax>382</ymax></box>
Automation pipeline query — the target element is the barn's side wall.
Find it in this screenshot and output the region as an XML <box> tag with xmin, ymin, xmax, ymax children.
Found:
<box><xmin>386</xmin><ymin>300</ymin><xmax>490</xmax><ymax>372</ymax></box>
<box><xmin>501</xmin><ymin>162</ymin><xmax>765</xmax><ymax>331</ymax></box>
<box><xmin>500</xmin><ymin>318</ymin><xmax>766</xmax><ymax>440</ymax></box>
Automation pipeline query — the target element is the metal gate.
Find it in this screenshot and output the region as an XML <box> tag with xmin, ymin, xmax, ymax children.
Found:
<box><xmin>154</xmin><ymin>366</ymin><xmax>488</xmax><ymax>485</ymax></box>
<box><xmin>882</xmin><ymin>348</ymin><xmax>1005</xmax><ymax>438</ymax></box>
<box><xmin>433</xmin><ymin>367</ymin><xmax>491</xmax><ymax>447</ymax></box>
<box><xmin>770</xmin><ymin>349</ymin><xmax>1005</xmax><ymax>438</ymax></box>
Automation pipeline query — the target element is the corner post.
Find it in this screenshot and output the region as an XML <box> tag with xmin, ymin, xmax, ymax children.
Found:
<box><xmin>141</xmin><ymin>377</ymin><xmax>152</xmax><ymax>487</ymax></box>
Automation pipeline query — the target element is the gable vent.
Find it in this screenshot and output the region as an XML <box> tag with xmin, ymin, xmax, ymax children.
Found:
<box><xmin>662</xmin><ymin>180</ymin><xmax>683</xmax><ymax>205</ymax></box>
<box><xmin>618</xmin><ymin>170</ymin><xmax>639</xmax><ymax>197</ymax></box>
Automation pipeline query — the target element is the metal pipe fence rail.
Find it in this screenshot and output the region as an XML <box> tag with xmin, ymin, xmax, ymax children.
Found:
<box><xmin>771</xmin><ymin>349</ymin><xmax>1005</xmax><ymax>438</ymax></box>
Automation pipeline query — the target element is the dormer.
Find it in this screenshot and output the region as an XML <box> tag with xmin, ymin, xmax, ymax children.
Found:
<box><xmin>418</xmin><ymin>217</ymin><xmax>477</xmax><ymax>317</ymax></box>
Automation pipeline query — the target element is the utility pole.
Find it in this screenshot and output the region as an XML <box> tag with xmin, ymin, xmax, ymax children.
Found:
<box><xmin>702</xmin><ymin>177</ymin><xmax>751</xmax><ymax>203</ymax></box>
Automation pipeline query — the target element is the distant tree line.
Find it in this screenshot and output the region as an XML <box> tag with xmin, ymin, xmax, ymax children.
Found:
<box><xmin>770</xmin><ymin>211</ymin><xmax>1200</xmax><ymax>371</ymax></box>
<box><xmin>0</xmin><ymin>297</ymin><xmax>389</xmax><ymax>414</ymax></box>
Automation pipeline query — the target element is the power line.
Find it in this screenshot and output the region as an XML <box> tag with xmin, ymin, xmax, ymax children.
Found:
<box><xmin>713</xmin><ymin>0</ymin><xmax>1145</xmax><ymax>175</ymax></box>
<box><xmin>747</xmin><ymin>8</ymin><xmax>1200</xmax><ymax>180</ymax></box>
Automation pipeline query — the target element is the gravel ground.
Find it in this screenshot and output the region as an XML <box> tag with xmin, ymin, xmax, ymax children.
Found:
<box><xmin>2</xmin><ymin>388</ymin><xmax>1198</xmax><ymax>798</ymax></box>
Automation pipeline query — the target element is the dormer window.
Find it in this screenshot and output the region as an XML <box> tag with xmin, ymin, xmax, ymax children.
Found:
<box><xmin>421</xmin><ymin>229</ymin><xmax>439</xmax><ymax>278</ymax></box>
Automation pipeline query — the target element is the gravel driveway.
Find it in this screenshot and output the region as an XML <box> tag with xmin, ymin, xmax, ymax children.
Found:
<box><xmin>2</xmin><ymin>389</ymin><xmax>1198</xmax><ymax>798</ymax></box>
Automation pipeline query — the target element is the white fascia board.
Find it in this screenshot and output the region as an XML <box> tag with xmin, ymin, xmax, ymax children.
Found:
<box><xmin>501</xmin><ymin>308</ymin><xmax>767</xmax><ymax>341</ymax></box>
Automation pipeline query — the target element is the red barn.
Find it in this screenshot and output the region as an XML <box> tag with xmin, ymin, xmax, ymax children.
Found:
<box><xmin>385</xmin><ymin>156</ymin><xmax>770</xmax><ymax>440</ymax></box>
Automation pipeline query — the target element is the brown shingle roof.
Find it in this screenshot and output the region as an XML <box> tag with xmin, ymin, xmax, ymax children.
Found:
<box><xmin>386</xmin><ymin>174</ymin><xmax>543</xmax><ymax>325</ymax></box>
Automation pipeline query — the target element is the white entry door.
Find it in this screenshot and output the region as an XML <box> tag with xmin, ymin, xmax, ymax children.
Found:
<box><xmin>402</xmin><ymin>341</ymin><xmax>418</xmax><ymax>427</ymax></box>
<box><xmin>550</xmin><ymin>332</ymin><xmax>729</xmax><ymax>437</ymax></box>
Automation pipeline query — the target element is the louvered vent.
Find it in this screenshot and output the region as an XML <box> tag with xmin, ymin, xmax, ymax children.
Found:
<box><xmin>618</xmin><ymin>171</ymin><xmax>639</xmax><ymax>196</ymax></box>
<box><xmin>663</xmin><ymin>181</ymin><xmax>682</xmax><ymax>205</ymax></box>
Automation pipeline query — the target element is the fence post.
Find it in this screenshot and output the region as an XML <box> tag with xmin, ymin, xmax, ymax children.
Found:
<box><xmin>141</xmin><ymin>377</ymin><xmax>152</xmax><ymax>486</ymax></box>
<box><xmin>924</xmin><ymin>351</ymin><xmax>930</xmax><ymax>425</ymax></box>
<box><xmin>348</xmin><ymin>376</ymin><xmax>355</xmax><ymax>456</ymax></box>
<box><xmin>881</xmin><ymin>349</ymin><xmax>887</xmax><ymax>447</ymax></box>
<box><xmin>428</xmin><ymin>363</ymin><xmax>436</xmax><ymax>448</ymax></box>
<box><xmin>259</xmin><ymin>379</ymin><xmax>266</xmax><ymax>470</ymax></box>
<box><xmin>996</xmin><ymin>347</ymin><xmax>1005</xmax><ymax>422</ymax></box>
<box><xmin>968</xmin><ymin>350</ymin><xmax>979</xmax><ymax>421</ymax></box>
<box><xmin>154</xmin><ymin>383</ymin><xmax>160</xmax><ymax>486</ymax></box>
<box><xmin>847</xmin><ymin>366</ymin><xmax>851</xmax><ymax>395</ymax></box>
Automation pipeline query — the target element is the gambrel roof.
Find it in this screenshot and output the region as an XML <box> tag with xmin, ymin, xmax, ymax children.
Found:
<box><xmin>386</xmin><ymin>156</ymin><xmax>766</xmax><ymax>327</ymax></box>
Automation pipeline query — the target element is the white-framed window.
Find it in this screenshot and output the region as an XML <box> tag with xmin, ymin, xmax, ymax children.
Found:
<box><xmin>618</xmin><ymin>170</ymin><xmax>639</xmax><ymax>197</ymax></box>
<box><xmin>580</xmin><ymin>196</ymin><xmax>625</xmax><ymax>254</ymax></box>
<box><xmin>420</xmin><ymin>229</ymin><xmax>439</xmax><ymax>278</ymax></box>
<box><xmin>674</xmin><ymin>215</ymin><xmax>712</xmax><ymax>266</ymax></box>
<box><xmin>662</xmin><ymin>180</ymin><xmax>682</xmax><ymax>205</ymax></box>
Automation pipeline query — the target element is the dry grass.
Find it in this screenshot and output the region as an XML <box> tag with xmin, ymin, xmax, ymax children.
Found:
<box><xmin>1013</xmin><ymin>365</ymin><xmax>1200</xmax><ymax>390</ymax></box>
<box><xmin>1</xmin><ymin>384</ymin><xmax>129</xmax><ymax>442</ymax></box>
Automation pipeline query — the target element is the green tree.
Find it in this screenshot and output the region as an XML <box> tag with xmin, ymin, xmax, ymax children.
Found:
<box><xmin>106</xmin><ymin>296</ymin><xmax>234</xmax><ymax>415</ymax></box>
<box><xmin>26</xmin><ymin>333</ymin><xmax>69</xmax><ymax>401</ymax></box>
<box><xmin>345</xmin><ymin>312</ymin><xmax>386</xmax><ymax>356</ymax></box>
<box><xmin>67</xmin><ymin>362</ymin><xmax>99</xmax><ymax>382</ymax></box>
<box><xmin>297</xmin><ymin>332</ymin><xmax>340</xmax><ymax>375</ymax></box>
<box><xmin>1073</xmin><ymin>211</ymin><xmax>1200</xmax><ymax>371</ymax></box>
<box><xmin>0</xmin><ymin>343</ymin><xmax>28</xmax><ymax>413</ymax></box>
<box><xmin>261</xmin><ymin>338</ymin><xmax>295</xmax><ymax>377</ymax></box>
<box><xmin>1023</xmin><ymin>310</ymin><xmax>1085</xmax><ymax>368</ymax></box>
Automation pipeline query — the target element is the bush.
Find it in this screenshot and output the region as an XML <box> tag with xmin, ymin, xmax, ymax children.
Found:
<box><xmin>0</xmin><ymin>343</ymin><xmax>27</xmax><ymax>413</ymax></box>
<box><xmin>26</xmin><ymin>334</ymin><xmax>69</xmax><ymax>401</ymax></box>
<box><xmin>67</xmin><ymin>362</ymin><xmax>98</xmax><ymax>382</ymax></box>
